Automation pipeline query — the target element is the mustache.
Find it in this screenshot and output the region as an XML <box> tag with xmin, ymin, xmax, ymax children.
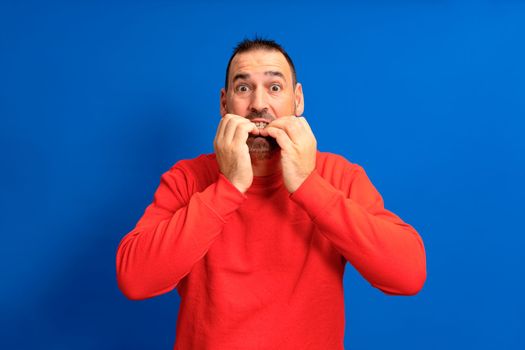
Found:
<box><xmin>246</xmin><ymin>110</ymin><xmax>275</xmax><ymax>123</ymax></box>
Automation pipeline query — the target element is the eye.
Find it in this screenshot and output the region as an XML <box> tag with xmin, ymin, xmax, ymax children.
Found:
<box><xmin>236</xmin><ymin>84</ymin><xmax>250</xmax><ymax>93</ymax></box>
<box><xmin>270</xmin><ymin>84</ymin><xmax>282</xmax><ymax>92</ymax></box>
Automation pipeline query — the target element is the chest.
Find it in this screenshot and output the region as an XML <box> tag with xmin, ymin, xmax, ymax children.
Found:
<box><xmin>205</xmin><ymin>187</ymin><xmax>315</xmax><ymax>273</ymax></box>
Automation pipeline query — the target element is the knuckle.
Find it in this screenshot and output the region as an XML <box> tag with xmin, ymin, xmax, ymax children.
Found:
<box><xmin>242</xmin><ymin>121</ymin><xmax>254</xmax><ymax>130</ymax></box>
<box><xmin>236</xmin><ymin>119</ymin><xmax>248</xmax><ymax>127</ymax></box>
<box><xmin>229</xmin><ymin>117</ymin><xmax>243</xmax><ymax>126</ymax></box>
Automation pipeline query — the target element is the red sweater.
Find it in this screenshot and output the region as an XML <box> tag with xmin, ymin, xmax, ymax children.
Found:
<box><xmin>116</xmin><ymin>151</ymin><xmax>426</xmax><ymax>349</ymax></box>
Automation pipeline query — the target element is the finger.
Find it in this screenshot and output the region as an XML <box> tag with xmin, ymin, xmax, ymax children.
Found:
<box><xmin>265</xmin><ymin>116</ymin><xmax>296</xmax><ymax>128</ymax></box>
<box><xmin>226</xmin><ymin>116</ymin><xmax>258</xmax><ymax>144</ymax></box>
<box><xmin>263</xmin><ymin>126</ymin><xmax>294</xmax><ymax>150</ymax></box>
<box><xmin>216</xmin><ymin>113</ymin><xmax>236</xmax><ymax>140</ymax></box>
<box><xmin>233</xmin><ymin>121</ymin><xmax>258</xmax><ymax>145</ymax></box>
<box><xmin>297</xmin><ymin>116</ymin><xmax>314</xmax><ymax>135</ymax></box>
<box><xmin>215</xmin><ymin>116</ymin><xmax>229</xmax><ymax>144</ymax></box>
<box><xmin>222</xmin><ymin>114</ymin><xmax>245</xmax><ymax>144</ymax></box>
<box><xmin>263</xmin><ymin>117</ymin><xmax>304</xmax><ymax>144</ymax></box>
<box><xmin>295</xmin><ymin>116</ymin><xmax>315</xmax><ymax>145</ymax></box>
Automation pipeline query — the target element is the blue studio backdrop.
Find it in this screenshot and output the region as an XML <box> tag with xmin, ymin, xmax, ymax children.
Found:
<box><xmin>1</xmin><ymin>1</ymin><xmax>524</xmax><ymax>349</ymax></box>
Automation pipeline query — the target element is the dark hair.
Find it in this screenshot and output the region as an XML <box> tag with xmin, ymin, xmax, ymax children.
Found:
<box><xmin>224</xmin><ymin>36</ymin><xmax>297</xmax><ymax>91</ymax></box>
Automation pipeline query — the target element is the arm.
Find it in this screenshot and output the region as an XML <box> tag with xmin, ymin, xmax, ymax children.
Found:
<box><xmin>262</xmin><ymin>116</ymin><xmax>426</xmax><ymax>296</ymax></box>
<box><xmin>116</xmin><ymin>114</ymin><xmax>257</xmax><ymax>300</ymax></box>
<box><xmin>115</xmin><ymin>167</ymin><xmax>246</xmax><ymax>300</ymax></box>
<box><xmin>290</xmin><ymin>165</ymin><xmax>427</xmax><ymax>296</ymax></box>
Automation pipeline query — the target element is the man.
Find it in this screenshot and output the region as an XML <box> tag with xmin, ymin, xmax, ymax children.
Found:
<box><xmin>116</xmin><ymin>37</ymin><xmax>427</xmax><ymax>349</ymax></box>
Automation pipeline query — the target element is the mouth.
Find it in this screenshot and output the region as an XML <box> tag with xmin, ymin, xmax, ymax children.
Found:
<box><xmin>253</xmin><ymin>121</ymin><xmax>269</xmax><ymax>130</ymax></box>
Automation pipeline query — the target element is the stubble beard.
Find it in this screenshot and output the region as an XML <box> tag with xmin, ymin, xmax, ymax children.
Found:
<box><xmin>245</xmin><ymin>110</ymin><xmax>280</xmax><ymax>161</ymax></box>
<box><xmin>246</xmin><ymin>136</ymin><xmax>279</xmax><ymax>161</ymax></box>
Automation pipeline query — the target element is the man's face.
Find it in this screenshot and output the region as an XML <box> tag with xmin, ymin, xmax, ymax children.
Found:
<box><xmin>220</xmin><ymin>49</ymin><xmax>304</xmax><ymax>159</ymax></box>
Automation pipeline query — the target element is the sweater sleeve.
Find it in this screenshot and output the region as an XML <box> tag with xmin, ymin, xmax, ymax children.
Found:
<box><xmin>289</xmin><ymin>165</ymin><xmax>427</xmax><ymax>296</ymax></box>
<box><xmin>116</xmin><ymin>166</ymin><xmax>246</xmax><ymax>300</ymax></box>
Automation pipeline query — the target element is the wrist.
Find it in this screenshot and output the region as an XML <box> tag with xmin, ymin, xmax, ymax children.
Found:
<box><xmin>228</xmin><ymin>177</ymin><xmax>249</xmax><ymax>194</ymax></box>
<box><xmin>287</xmin><ymin>172</ymin><xmax>311</xmax><ymax>193</ymax></box>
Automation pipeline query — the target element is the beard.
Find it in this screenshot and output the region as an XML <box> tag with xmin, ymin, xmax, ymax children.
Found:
<box><xmin>246</xmin><ymin>135</ymin><xmax>279</xmax><ymax>160</ymax></box>
<box><xmin>245</xmin><ymin>110</ymin><xmax>280</xmax><ymax>160</ymax></box>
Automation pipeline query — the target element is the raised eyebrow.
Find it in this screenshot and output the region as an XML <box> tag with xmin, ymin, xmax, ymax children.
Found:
<box><xmin>232</xmin><ymin>71</ymin><xmax>286</xmax><ymax>84</ymax></box>
<box><xmin>232</xmin><ymin>73</ymin><xmax>250</xmax><ymax>83</ymax></box>
<box><xmin>265</xmin><ymin>71</ymin><xmax>286</xmax><ymax>81</ymax></box>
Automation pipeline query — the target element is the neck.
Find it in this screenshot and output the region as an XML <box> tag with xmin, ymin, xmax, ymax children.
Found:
<box><xmin>251</xmin><ymin>152</ymin><xmax>282</xmax><ymax>176</ymax></box>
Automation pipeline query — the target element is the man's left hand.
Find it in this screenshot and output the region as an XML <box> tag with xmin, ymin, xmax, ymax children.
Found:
<box><xmin>259</xmin><ymin>116</ymin><xmax>317</xmax><ymax>193</ymax></box>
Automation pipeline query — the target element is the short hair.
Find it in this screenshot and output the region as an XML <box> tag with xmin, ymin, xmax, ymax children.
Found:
<box><xmin>224</xmin><ymin>36</ymin><xmax>297</xmax><ymax>91</ymax></box>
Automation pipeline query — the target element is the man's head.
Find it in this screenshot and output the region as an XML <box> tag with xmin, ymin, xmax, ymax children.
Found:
<box><xmin>220</xmin><ymin>37</ymin><xmax>304</xmax><ymax>159</ymax></box>
<box><xmin>223</xmin><ymin>38</ymin><xmax>297</xmax><ymax>92</ymax></box>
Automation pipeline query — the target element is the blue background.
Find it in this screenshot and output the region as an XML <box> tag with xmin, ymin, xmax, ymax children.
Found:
<box><xmin>1</xmin><ymin>0</ymin><xmax>524</xmax><ymax>349</ymax></box>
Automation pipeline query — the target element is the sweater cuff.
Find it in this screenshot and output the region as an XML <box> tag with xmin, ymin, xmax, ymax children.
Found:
<box><xmin>195</xmin><ymin>173</ymin><xmax>247</xmax><ymax>222</ymax></box>
<box><xmin>289</xmin><ymin>170</ymin><xmax>339</xmax><ymax>221</ymax></box>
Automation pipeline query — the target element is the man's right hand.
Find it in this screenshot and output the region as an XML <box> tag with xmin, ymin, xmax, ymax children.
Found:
<box><xmin>214</xmin><ymin>114</ymin><xmax>259</xmax><ymax>194</ymax></box>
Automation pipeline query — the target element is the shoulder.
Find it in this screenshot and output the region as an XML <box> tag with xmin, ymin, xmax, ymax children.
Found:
<box><xmin>169</xmin><ymin>153</ymin><xmax>218</xmax><ymax>175</ymax></box>
<box><xmin>315</xmin><ymin>150</ymin><xmax>364</xmax><ymax>178</ymax></box>
<box><xmin>314</xmin><ymin>150</ymin><xmax>368</xmax><ymax>194</ymax></box>
<box><xmin>163</xmin><ymin>153</ymin><xmax>220</xmax><ymax>193</ymax></box>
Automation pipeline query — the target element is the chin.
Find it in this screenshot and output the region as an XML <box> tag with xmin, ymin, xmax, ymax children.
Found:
<box><xmin>247</xmin><ymin>136</ymin><xmax>280</xmax><ymax>161</ymax></box>
<box><xmin>249</xmin><ymin>149</ymin><xmax>279</xmax><ymax>161</ymax></box>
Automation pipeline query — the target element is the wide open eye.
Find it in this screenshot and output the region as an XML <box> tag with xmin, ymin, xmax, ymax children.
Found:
<box><xmin>236</xmin><ymin>84</ymin><xmax>250</xmax><ymax>93</ymax></box>
<box><xmin>270</xmin><ymin>84</ymin><xmax>282</xmax><ymax>92</ymax></box>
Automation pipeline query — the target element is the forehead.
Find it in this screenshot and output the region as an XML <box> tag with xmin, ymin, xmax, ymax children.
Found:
<box><xmin>229</xmin><ymin>49</ymin><xmax>292</xmax><ymax>81</ymax></box>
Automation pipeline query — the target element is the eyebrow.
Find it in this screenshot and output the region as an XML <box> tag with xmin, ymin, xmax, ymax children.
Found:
<box><xmin>232</xmin><ymin>71</ymin><xmax>286</xmax><ymax>83</ymax></box>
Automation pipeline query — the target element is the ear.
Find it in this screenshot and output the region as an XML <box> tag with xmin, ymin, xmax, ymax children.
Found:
<box><xmin>220</xmin><ymin>88</ymin><xmax>227</xmax><ymax>117</ymax></box>
<box><xmin>294</xmin><ymin>83</ymin><xmax>304</xmax><ymax>116</ymax></box>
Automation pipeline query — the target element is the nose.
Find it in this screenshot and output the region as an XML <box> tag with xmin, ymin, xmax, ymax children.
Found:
<box><xmin>249</xmin><ymin>86</ymin><xmax>269</xmax><ymax>113</ymax></box>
